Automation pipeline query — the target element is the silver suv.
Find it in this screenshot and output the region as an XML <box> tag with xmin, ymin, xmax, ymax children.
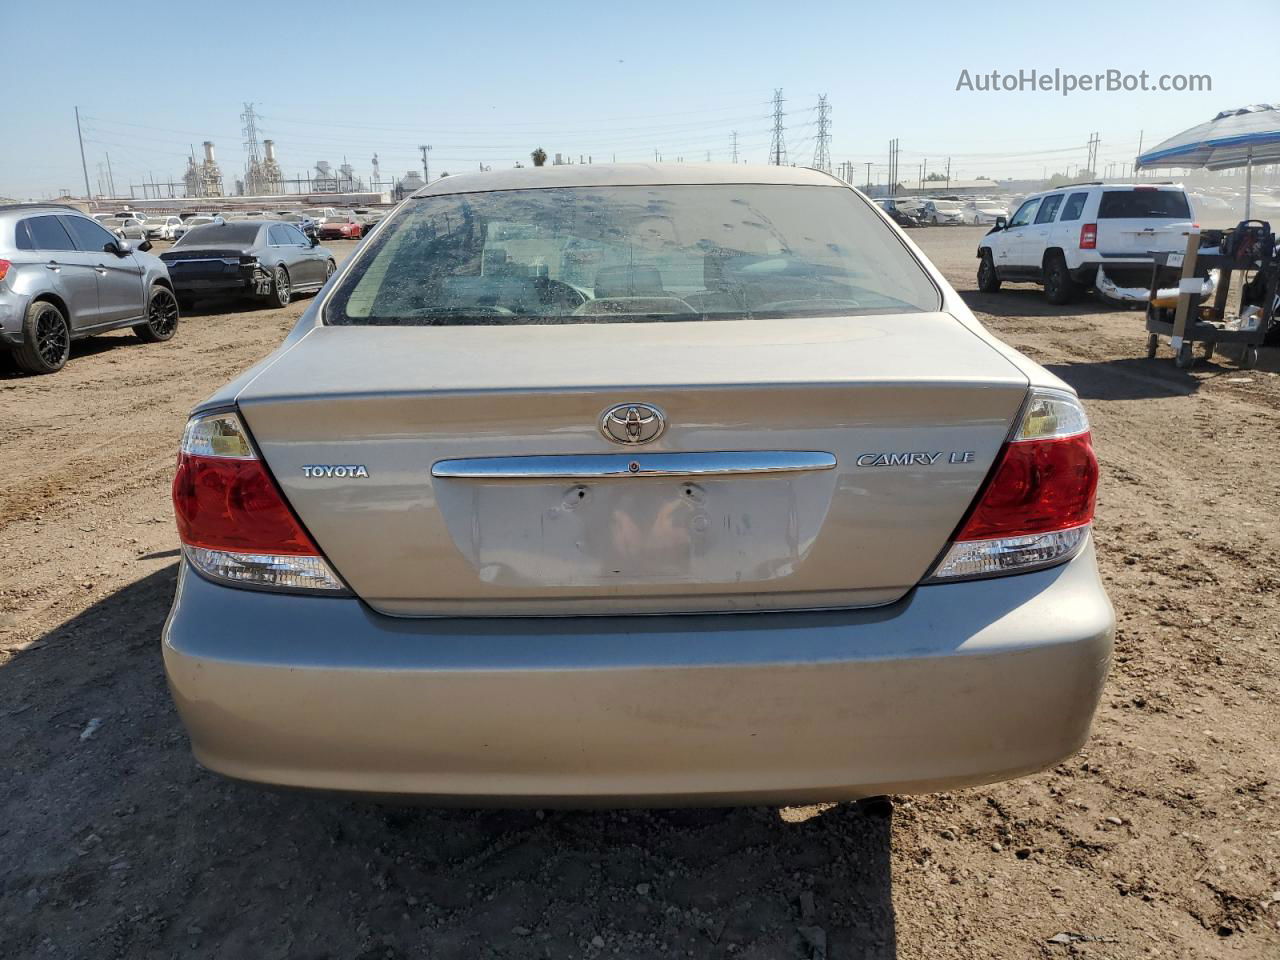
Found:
<box><xmin>0</xmin><ymin>204</ymin><xmax>179</xmax><ymax>374</ymax></box>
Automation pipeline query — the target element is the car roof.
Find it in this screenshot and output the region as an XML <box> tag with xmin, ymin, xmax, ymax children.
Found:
<box><xmin>410</xmin><ymin>163</ymin><xmax>844</xmax><ymax>198</ymax></box>
<box><xmin>0</xmin><ymin>202</ymin><xmax>86</xmax><ymax>219</ymax></box>
<box><xmin>1026</xmin><ymin>182</ymin><xmax>1183</xmax><ymax>200</ymax></box>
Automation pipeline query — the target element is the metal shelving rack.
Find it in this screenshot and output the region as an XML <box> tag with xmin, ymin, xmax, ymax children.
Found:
<box><xmin>1144</xmin><ymin>230</ymin><xmax>1276</xmax><ymax>369</ymax></box>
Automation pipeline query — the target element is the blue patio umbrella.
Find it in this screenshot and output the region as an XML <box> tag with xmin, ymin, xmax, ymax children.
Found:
<box><xmin>1136</xmin><ymin>104</ymin><xmax>1280</xmax><ymax>218</ymax></box>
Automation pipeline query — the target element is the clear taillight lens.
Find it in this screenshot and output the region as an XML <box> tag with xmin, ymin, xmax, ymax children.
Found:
<box><xmin>172</xmin><ymin>410</ymin><xmax>345</xmax><ymax>592</ymax></box>
<box><xmin>929</xmin><ymin>388</ymin><xmax>1098</xmax><ymax>582</ymax></box>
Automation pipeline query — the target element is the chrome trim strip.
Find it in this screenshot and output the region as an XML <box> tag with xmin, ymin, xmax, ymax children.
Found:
<box><xmin>432</xmin><ymin>451</ymin><xmax>837</xmax><ymax>479</ymax></box>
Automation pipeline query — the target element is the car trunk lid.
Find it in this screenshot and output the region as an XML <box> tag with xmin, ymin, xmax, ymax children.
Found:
<box><xmin>236</xmin><ymin>313</ymin><xmax>1029</xmax><ymax>616</ymax></box>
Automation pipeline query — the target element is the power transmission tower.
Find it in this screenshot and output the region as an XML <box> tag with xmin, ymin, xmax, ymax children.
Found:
<box><xmin>731</xmin><ymin>130</ymin><xmax>739</xmax><ymax>164</ymax></box>
<box><xmin>865</xmin><ymin>162</ymin><xmax>872</xmax><ymax>190</ymax></box>
<box><xmin>769</xmin><ymin>89</ymin><xmax>787</xmax><ymax>166</ymax></box>
<box><xmin>1086</xmin><ymin>132</ymin><xmax>1100</xmax><ymax>177</ymax></box>
<box><xmin>419</xmin><ymin>144</ymin><xmax>432</xmax><ymax>184</ymax></box>
<box><xmin>812</xmin><ymin>95</ymin><xmax>832</xmax><ymax>173</ymax></box>
<box><xmin>241</xmin><ymin>102</ymin><xmax>268</xmax><ymax>195</ymax></box>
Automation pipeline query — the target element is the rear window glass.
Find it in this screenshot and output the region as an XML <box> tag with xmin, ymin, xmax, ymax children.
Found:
<box><xmin>325</xmin><ymin>184</ymin><xmax>941</xmax><ymax>326</ymax></box>
<box><xmin>1098</xmin><ymin>190</ymin><xmax>1191</xmax><ymax>219</ymax></box>
<box><xmin>175</xmin><ymin>223</ymin><xmax>262</xmax><ymax>246</ymax></box>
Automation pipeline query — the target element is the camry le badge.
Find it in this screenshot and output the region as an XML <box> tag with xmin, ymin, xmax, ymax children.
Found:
<box><xmin>856</xmin><ymin>451</ymin><xmax>975</xmax><ymax>467</ymax></box>
<box><xmin>600</xmin><ymin>403</ymin><xmax>666</xmax><ymax>445</ymax></box>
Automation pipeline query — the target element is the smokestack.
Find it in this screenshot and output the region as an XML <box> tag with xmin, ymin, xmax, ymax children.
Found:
<box><xmin>203</xmin><ymin>141</ymin><xmax>216</xmax><ymax>164</ymax></box>
<box><xmin>263</xmin><ymin>139</ymin><xmax>276</xmax><ymax>162</ymax></box>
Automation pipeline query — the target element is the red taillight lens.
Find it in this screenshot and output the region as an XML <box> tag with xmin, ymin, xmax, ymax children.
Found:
<box><xmin>1079</xmin><ymin>223</ymin><xmax>1097</xmax><ymax>249</ymax></box>
<box><xmin>930</xmin><ymin>388</ymin><xmax>1097</xmax><ymax>581</ymax></box>
<box><xmin>0</xmin><ymin>259</ymin><xmax>10</xmax><ymax>282</ymax></box>
<box><xmin>172</xmin><ymin>410</ymin><xmax>345</xmax><ymax>591</ymax></box>
<box><xmin>955</xmin><ymin>433</ymin><xmax>1098</xmax><ymax>541</ymax></box>
<box><xmin>173</xmin><ymin>454</ymin><xmax>318</xmax><ymax>555</ymax></box>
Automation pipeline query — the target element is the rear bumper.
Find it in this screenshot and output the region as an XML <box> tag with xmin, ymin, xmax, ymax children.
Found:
<box><xmin>0</xmin><ymin>289</ymin><xmax>29</xmax><ymax>345</ymax></box>
<box><xmin>165</xmin><ymin>267</ymin><xmax>262</xmax><ymax>296</ymax></box>
<box><xmin>163</xmin><ymin>543</ymin><xmax>1114</xmax><ymax>805</ymax></box>
<box><xmin>1069</xmin><ymin>257</ymin><xmax>1178</xmax><ymax>286</ymax></box>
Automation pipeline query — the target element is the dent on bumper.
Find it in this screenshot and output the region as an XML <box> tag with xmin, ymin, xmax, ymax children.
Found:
<box><xmin>163</xmin><ymin>544</ymin><xmax>1114</xmax><ymax>804</ymax></box>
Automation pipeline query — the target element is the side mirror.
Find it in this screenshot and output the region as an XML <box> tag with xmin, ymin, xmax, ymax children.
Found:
<box><xmin>309</xmin><ymin>235</ymin><xmax>321</xmax><ymax>247</ymax></box>
<box><xmin>993</xmin><ymin>216</ymin><xmax>1007</xmax><ymax>231</ymax></box>
<box><xmin>104</xmin><ymin>239</ymin><xmax>133</xmax><ymax>256</ymax></box>
<box><xmin>137</xmin><ymin>239</ymin><xmax>153</xmax><ymax>252</ymax></box>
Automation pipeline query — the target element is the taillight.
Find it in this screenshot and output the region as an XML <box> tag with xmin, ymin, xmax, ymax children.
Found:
<box><xmin>1079</xmin><ymin>223</ymin><xmax>1097</xmax><ymax>249</ymax></box>
<box><xmin>172</xmin><ymin>410</ymin><xmax>345</xmax><ymax>592</ymax></box>
<box><xmin>929</xmin><ymin>388</ymin><xmax>1098</xmax><ymax>581</ymax></box>
<box><xmin>0</xmin><ymin>259</ymin><xmax>10</xmax><ymax>282</ymax></box>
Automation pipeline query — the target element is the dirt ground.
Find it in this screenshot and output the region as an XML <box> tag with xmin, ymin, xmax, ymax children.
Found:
<box><xmin>2</xmin><ymin>229</ymin><xmax>1278</xmax><ymax>960</ymax></box>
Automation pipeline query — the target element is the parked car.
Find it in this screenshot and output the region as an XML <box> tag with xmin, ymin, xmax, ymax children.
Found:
<box><xmin>962</xmin><ymin>200</ymin><xmax>1010</xmax><ymax>225</ymax></box>
<box><xmin>163</xmin><ymin>164</ymin><xmax>1111</xmax><ymax>804</ymax></box>
<box><xmin>159</xmin><ymin>219</ymin><xmax>335</xmax><ymax>310</ymax></box>
<box><xmin>353</xmin><ymin>208</ymin><xmax>388</xmax><ymax>233</ymax></box>
<box><xmin>276</xmin><ymin>212</ymin><xmax>320</xmax><ymax>237</ymax></box>
<box><xmin>920</xmin><ymin>200</ymin><xmax>965</xmax><ymax>225</ymax></box>
<box><xmin>977</xmin><ymin>183</ymin><xmax>1195</xmax><ymax>304</ymax></box>
<box><xmin>873</xmin><ymin>197</ymin><xmax>922</xmax><ymax>228</ymax></box>
<box><xmin>172</xmin><ymin>215</ymin><xmax>223</xmax><ymax>242</ymax></box>
<box><xmin>0</xmin><ymin>203</ymin><xmax>179</xmax><ymax>374</ymax></box>
<box><xmin>317</xmin><ymin>214</ymin><xmax>363</xmax><ymax>240</ymax></box>
<box><xmin>104</xmin><ymin>217</ymin><xmax>148</xmax><ymax>241</ymax></box>
<box><xmin>302</xmin><ymin>207</ymin><xmax>343</xmax><ymax>225</ymax></box>
<box><xmin>142</xmin><ymin>215</ymin><xmax>184</xmax><ymax>241</ymax></box>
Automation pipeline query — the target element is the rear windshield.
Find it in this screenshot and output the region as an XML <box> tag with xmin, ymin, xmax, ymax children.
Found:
<box><xmin>1098</xmin><ymin>190</ymin><xmax>1191</xmax><ymax>219</ymax></box>
<box><xmin>175</xmin><ymin>223</ymin><xmax>262</xmax><ymax>245</ymax></box>
<box><xmin>325</xmin><ymin>184</ymin><xmax>941</xmax><ymax>325</ymax></box>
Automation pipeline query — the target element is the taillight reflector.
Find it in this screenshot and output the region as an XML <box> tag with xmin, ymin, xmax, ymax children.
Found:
<box><xmin>1079</xmin><ymin>223</ymin><xmax>1097</xmax><ymax>249</ymax></box>
<box><xmin>0</xmin><ymin>259</ymin><xmax>10</xmax><ymax>282</ymax></box>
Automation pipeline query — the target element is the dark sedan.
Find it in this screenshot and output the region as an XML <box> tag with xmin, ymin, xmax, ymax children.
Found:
<box><xmin>159</xmin><ymin>220</ymin><xmax>336</xmax><ymax>310</ymax></box>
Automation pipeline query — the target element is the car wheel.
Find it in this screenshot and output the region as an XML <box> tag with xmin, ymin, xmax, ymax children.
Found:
<box><xmin>325</xmin><ymin>259</ymin><xmax>337</xmax><ymax>281</ymax></box>
<box><xmin>1043</xmin><ymin>255</ymin><xmax>1077</xmax><ymax>305</ymax></box>
<box><xmin>932</xmin><ymin>215</ymin><xmax>940</xmax><ymax>225</ymax></box>
<box><xmin>267</xmin><ymin>266</ymin><xmax>291</xmax><ymax>307</ymax></box>
<box><xmin>133</xmin><ymin>285</ymin><xmax>180</xmax><ymax>343</ymax></box>
<box><xmin>14</xmin><ymin>299</ymin><xmax>71</xmax><ymax>374</ymax></box>
<box><xmin>977</xmin><ymin>251</ymin><xmax>1002</xmax><ymax>293</ymax></box>
<box><xmin>1146</xmin><ymin>333</ymin><xmax>1159</xmax><ymax>358</ymax></box>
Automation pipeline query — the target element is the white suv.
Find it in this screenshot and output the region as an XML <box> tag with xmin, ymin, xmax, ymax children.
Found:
<box><xmin>976</xmin><ymin>183</ymin><xmax>1195</xmax><ymax>304</ymax></box>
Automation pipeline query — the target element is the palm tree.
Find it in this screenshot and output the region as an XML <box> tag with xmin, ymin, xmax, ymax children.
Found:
<box><xmin>531</xmin><ymin>148</ymin><xmax>547</xmax><ymax>167</ymax></box>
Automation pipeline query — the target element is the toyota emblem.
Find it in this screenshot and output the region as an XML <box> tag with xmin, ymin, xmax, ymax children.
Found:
<box><xmin>599</xmin><ymin>403</ymin><xmax>666</xmax><ymax>445</ymax></box>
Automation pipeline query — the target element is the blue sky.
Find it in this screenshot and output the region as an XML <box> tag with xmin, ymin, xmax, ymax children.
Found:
<box><xmin>2</xmin><ymin>0</ymin><xmax>1273</xmax><ymax>198</ymax></box>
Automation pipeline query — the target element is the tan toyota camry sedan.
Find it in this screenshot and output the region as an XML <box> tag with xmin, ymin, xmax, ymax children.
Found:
<box><xmin>163</xmin><ymin>164</ymin><xmax>1112</xmax><ymax>805</ymax></box>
